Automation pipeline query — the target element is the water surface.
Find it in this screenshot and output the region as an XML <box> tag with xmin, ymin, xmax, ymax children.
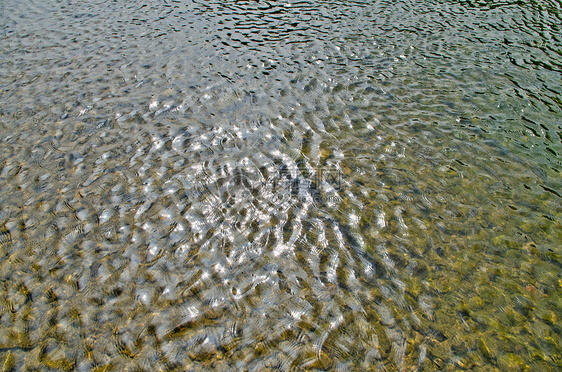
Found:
<box><xmin>0</xmin><ymin>0</ymin><xmax>561</xmax><ymax>370</ymax></box>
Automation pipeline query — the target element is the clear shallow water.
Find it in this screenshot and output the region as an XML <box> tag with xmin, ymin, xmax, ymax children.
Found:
<box><xmin>0</xmin><ymin>0</ymin><xmax>561</xmax><ymax>370</ymax></box>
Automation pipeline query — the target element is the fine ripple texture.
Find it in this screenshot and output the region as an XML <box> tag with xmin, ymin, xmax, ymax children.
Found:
<box><xmin>0</xmin><ymin>0</ymin><xmax>561</xmax><ymax>371</ymax></box>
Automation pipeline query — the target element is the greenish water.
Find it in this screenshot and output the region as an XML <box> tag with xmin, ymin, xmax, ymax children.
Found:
<box><xmin>0</xmin><ymin>0</ymin><xmax>561</xmax><ymax>370</ymax></box>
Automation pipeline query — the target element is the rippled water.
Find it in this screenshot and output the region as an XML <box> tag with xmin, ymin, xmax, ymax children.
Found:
<box><xmin>1</xmin><ymin>0</ymin><xmax>561</xmax><ymax>370</ymax></box>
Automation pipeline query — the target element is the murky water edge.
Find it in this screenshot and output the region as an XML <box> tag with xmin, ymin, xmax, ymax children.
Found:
<box><xmin>0</xmin><ymin>0</ymin><xmax>561</xmax><ymax>370</ymax></box>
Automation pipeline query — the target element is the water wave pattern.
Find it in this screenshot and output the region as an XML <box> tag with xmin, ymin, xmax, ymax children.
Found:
<box><xmin>0</xmin><ymin>0</ymin><xmax>561</xmax><ymax>370</ymax></box>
